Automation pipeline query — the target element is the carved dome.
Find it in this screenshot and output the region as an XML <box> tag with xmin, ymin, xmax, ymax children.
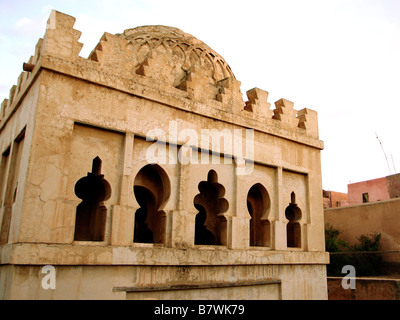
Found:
<box><xmin>118</xmin><ymin>25</ymin><xmax>235</xmax><ymax>82</ymax></box>
<box><xmin>109</xmin><ymin>25</ymin><xmax>241</xmax><ymax>103</ymax></box>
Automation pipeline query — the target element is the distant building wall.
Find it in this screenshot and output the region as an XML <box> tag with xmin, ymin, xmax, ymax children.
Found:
<box><xmin>325</xmin><ymin>198</ymin><xmax>400</xmax><ymax>252</ymax></box>
<box><xmin>323</xmin><ymin>191</ymin><xmax>348</xmax><ymax>209</ymax></box>
<box><xmin>387</xmin><ymin>174</ymin><xmax>400</xmax><ymax>199</ymax></box>
<box><xmin>348</xmin><ymin>177</ymin><xmax>389</xmax><ymax>205</ymax></box>
<box><xmin>348</xmin><ymin>174</ymin><xmax>400</xmax><ymax>205</ymax></box>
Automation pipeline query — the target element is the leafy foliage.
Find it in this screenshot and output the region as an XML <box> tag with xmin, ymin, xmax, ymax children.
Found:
<box><xmin>325</xmin><ymin>224</ymin><xmax>382</xmax><ymax>277</ymax></box>
<box><xmin>351</xmin><ymin>233</ymin><xmax>382</xmax><ymax>276</ymax></box>
<box><xmin>325</xmin><ymin>224</ymin><xmax>350</xmax><ymax>252</ymax></box>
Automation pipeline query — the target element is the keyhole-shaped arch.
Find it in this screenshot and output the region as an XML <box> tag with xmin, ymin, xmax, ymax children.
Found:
<box><xmin>247</xmin><ymin>183</ymin><xmax>271</xmax><ymax>247</ymax></box>
<box><xmin>133</xmin><ymin>164</ymin><xmax>171</xmax><ymax>244</ymax></box>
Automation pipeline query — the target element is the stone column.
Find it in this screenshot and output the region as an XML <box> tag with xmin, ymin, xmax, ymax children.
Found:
<box><xmin>111</xmin><ymin>132</ymin><xmax>137</xmax><ymax>246</ymax></box>
<box><xmin>273</xmin><ymin>166</ymin><xmax>287</xmax><ymax>250</ymax></box>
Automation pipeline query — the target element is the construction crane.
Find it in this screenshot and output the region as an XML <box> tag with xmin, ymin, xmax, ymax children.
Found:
<box><xmin>375</xmin><ymin>132</ymin><xmax>392</xmax><ymax>175</ymax></box>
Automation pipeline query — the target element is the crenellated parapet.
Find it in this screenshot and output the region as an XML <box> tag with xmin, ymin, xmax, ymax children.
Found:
<box><xmin>88</xmin><ymin>32</ymin><xmax>135</xmax><ymax>79</ymax></box>
<box><xmin>0</xmin><ymin>10</ymin><xmax>328</xmax><ymax>300</ymax></box>
<box><xmin>244</xmin><ymin>88</ymin><xmax>273</xmax><ymax>120</ymax></box>
<box><xmin>0</xmin><ymin>10</ymin><xmax>83</xmax><ymax>126</ymax></box>
<box><xmin>242</xmin><ymin>89</ymin><xmax>319</xmax><ymax>139</ymax></box>
<box><xmin>43</xmin><ymin>10</ymin><xmax>83</xmax><ymax>59</ymax></box>
<box><xmin>273</xmin><ymin>98</ymin><xmax>299</xmax><ymax>128</ymax></box>
<box><xmin>0</xmin><ymin>10</ymin><xmax>320</xmax><ymax>141</ymax></box>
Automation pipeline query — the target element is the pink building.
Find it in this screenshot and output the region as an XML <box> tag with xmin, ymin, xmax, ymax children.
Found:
<box><xmin>347</xmin><ymin>174</ymin><xmax>400</xmax><ymax>205</ymax></box>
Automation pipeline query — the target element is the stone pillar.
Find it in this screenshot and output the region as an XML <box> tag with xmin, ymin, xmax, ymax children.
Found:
<box><xmin>111</xmin><ymin>132</ymin><xmax>137</xmax><ymax>246</ymax></box>
<box><xmin>273</xmin><ymin>166</ymin><xmax>287</xmax><ymax>250</ymax></box>
<box><xmin>168</xmin><ymin>146</ymin><xmax>197</xmax><ymax>248</ymax></box>
<box><xmin>229</xmin><ymin>161</ymin><xmax>250</xmax><ymax>249</ymax></box>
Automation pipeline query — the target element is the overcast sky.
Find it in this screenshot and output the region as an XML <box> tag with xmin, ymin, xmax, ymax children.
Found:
<box><xmin>1</xmin><ymin>0</ymin><xmax>400</xmax><ymax>193</ymax></box>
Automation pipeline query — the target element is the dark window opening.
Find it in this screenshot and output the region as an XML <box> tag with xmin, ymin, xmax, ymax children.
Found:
<box><xmin>0</xmin><ymin>147</ymin><xmax>11</xmax><ymax>209</ymax></box>
<box><xmin>0</xmin><ymin>130</ymin><xmax>25</xmax><ymax>245</ymax></box>
<box><xmin>285</xmin><ymin>192</ymin><xmax>302</xmax><ymax>248</ymax></box>
<box><xmin>194</xmin><ymin>204</ymin><xmax>217</xmax><ymax>245</ymax></box>
<box><xmin>362</xmin><ymin>193</ymin><xmax>369</xmax><ymax>203</ymax></box>
<box><xmin>133</xmin><ymin>164</ymin><xmax>170</xmax><ymax>244</ymax></box>
<box><xmin>74</xmin><ymin>157</ymin><xmax>111</xmax><ymax>242</ymax></box>
<box><xmin>134</xmin><ymin>187</ymin><xmax>155</xmax><ymax>244</ymax></box>
<box><xmin>247</xmin><ymin>183</ymin><xmax>271</xmax><ymax>247</ymax></box>
<box><xmin>194</xmin><ymin>170</ymin><xmax>229</xmax><ymax>246</ymax></box>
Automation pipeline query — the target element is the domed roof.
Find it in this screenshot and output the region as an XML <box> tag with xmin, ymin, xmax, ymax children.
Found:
<box><xmin>118</xmin><ymin>25</ymin><xmax>235</xmax><ymax>83</ymax></box>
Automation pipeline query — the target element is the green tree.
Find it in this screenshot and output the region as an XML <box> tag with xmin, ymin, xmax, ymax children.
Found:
<box><xmin>325</xmin><ymin>224</ymin><xmax>349</xmax><ymax>253</ymax></box>
<box><xmin>325</xmin><ymin>224</ymin><xmax>351</xmax><ymax>276</ymax></box>
<box><xmin>351</xmin><ymin>233</ymin><xmax>382</xmax><ymax>276</ymax></box>
<box><xmin>325</xmin><ymin>225</ymin><xmax>383</xmax><ymax>277</ymax></box>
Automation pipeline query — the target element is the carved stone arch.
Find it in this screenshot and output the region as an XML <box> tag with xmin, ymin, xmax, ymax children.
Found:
<box><xmin>136</xmin><ymin>41</ymin><xmax>151</xmax><ymax>64</ymax></box>
<box><xmin>247</xmin><ymin>183</ymin><xmax>271</xmax><ymax>247</ymax></box>
<box><xmin>194</xmin><ymin>170</ymin><xmax>229</xmax><ymax>246</ymax></box>
<box><xmin>137</xmin><ymin>40</ymin><xmax>187</xmax><ymax>88</ymax></box>
<box><xmin>153</xmin><ymin>40</ymin><xmax>169</xmax><ymax>54</ymax></box>
<box><xmin>120</xmin><ymin>25</ymin><xmax>240</xmax><ymax>104</ymax></box>
<box><xmin>125</xmin><ymin>40</ymin><xmax>138</xmax><ymax>66</ymax></box>
<box><xmin>150</xmin><ymin>37</ymin><xmax>162</xmax><ymax>47</ymax></box>
<box><xmin>200</xmin><ymin>51</ymin><xmax>215</xmax><ymax>77</ymax></box>
<box><xmin>171</xmin><ymin>43</ymin><xmax>186</xmax><ymax>61</ymax></box>
<box><xmin>285</xmin><ymin>192</ymin><xmax>302</xmax><ymax>248</ymax></box>
<box><xmin>214</xmin><ymin>60</ymin><xmax>227</xmax><ymax>82</ymax></box>
<box><xmin>224</xmin><ymin>63</ymin><xmax>235</xmax><ymax>79</ymax></box>
<box><xmin>74</xmin><ymin>157</ymin><xmax>111</xmax><ymax>242</ymax></box>
<box><xmin>170</xmin><ymin>44</ymin><xmax>187</xmax><ymax>87</ymax></box>
<box><xmin>188</xmin><ymin>47</ymin><xmax>201</xmax><ymax>66</ymax></box>
<box><xmin>133</xmin><ymin>164</ymin><xmax>171</xmax><ymax>244</ymax></box>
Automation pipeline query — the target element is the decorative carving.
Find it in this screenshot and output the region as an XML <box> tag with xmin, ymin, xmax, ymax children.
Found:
<box><xmin>244</xmin><ymin>88</ymin><xmax>273</xmax><ymax>119</ymax></box>
<box><xmin>88</xmin><ymin>33</ymin><xmax>135</xmax><ymax>78</ymax></box>
<box><xmin>247</xmin><ymin>183</ymin><xmax>271</xmax><ymax>247</ymax></box>
<box><xmin>117</xmin><ymin>26</ymin><xmax>238</xmax><ymax>104</ymax></box>
<box><xmin>0</xmin><ymin>11</ymin><xmax>320</xmax><ymax>140</ymax></box>
<box><xmin>285</xmin><ymin>192</ymin><xmax>302</xmax><ymax>248</ymax></box>
<box><xmin>194</xmin><ymin>170</ymin><xmax>229</xmax><ymax>246</ymax></box>
<box><xmin>273</xmin><ymin>98</ymin><xmax>299</xmax><ymax>128</ymax></box>
<box><xmin>43</xmin><ymin>10</ymin><xmax>83</xmax><ymax>59</ymax></box>
<box><xmin>134</xmin><ymin>164</ymin><xmax>171</xmax><ymax>244</ymax></box>
<box><xmin>216</xmin><ymin>77</ymin><xmax>242</xmax><ymax>106</ymax></box>
<box><xmin>74</xmin><ymin>157</ymin><xmax>111</xmax><ymax>241</ymax></box>
<box><xmin>7</xmin><ymin>86</ymin><xmax>17</xmax><ymax>107</ymax></box>
<box><xmin>1</xmin><ymin>99</ymin><xmax>8</xmax><ymax>119</ymax></box>
<box><xmin>298</xmin><ymin>108</ymin><xmax>319</xmax><ymax>137</ymax></box>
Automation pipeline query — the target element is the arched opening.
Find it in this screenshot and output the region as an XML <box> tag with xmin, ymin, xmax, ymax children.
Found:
<box><xmin>194</xmin><ymin>204</ymin><xmax>217</xmax><ymax>245</ymax></box>
<box><xmin>74</xmin><ymin>157</ymin><xmax>111</xmax><ymax>242</ymax></box>
<box><xmin>194</xmin><ymin>170</ymin><xmax>229</xmax><ymax>246</ymax></box>
<box><xmin>247</xmin><ymin>183</ymin><xmax>271</xmax><ymax>247</ymax></box>
<box><xmin>285</xmin><ymin>192</ymin><xmax>302</xmax><ymax>248</ymax></box>
<box><xmin>133</xmin><ymin>164</ymin><xmax>170</xmax><ymax>244</ymax></box>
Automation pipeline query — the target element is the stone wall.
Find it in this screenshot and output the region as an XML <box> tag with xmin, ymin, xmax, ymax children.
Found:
<box><xmin>0</xmin><ymin>10</ymin><xmax>328</xmax><ymax>300</ymax></box>
<box><xmin>325</xmin><ymin>198</ymin><xmax>400</xmax><ymax>252</ymax></box>
<box><xmin>328</xmin><ymin>277</ymin><xmax>400</xmax><ymax>300</ymax></box>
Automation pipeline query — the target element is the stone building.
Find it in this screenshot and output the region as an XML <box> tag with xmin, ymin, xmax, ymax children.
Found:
<box><xmin>0</xmin><ymin>10</ymin><xmax>328</xmax><ymax>300</ymax></box>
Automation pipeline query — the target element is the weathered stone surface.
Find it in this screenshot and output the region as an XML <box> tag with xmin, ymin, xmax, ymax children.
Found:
<box><xmin>0</xmin><ymin>10</ymin><xmax>327</xmax><ymax>300</ymax></box>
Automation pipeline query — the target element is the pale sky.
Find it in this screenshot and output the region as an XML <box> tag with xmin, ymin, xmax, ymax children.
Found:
<box><xmin>1</xmin><ymin>0</ymin><xmax>400</xmax><ymax>193</ymax></box>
